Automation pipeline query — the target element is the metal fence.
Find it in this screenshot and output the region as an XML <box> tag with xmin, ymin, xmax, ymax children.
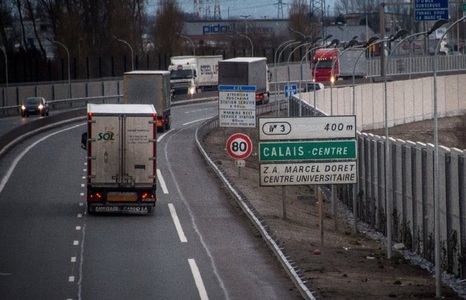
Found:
<box><xmin>288</xmin><ymin>95</ymin><xmax>466</xmax><ymax>279</ymax></box>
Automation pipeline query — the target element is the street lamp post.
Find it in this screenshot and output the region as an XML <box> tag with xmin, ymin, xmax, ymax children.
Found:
<box><xmin>276</xmin><ymin>40</ymin><xmax>302</xmax><ymax>116</ymax></box>
<box><xmin>50</xmin><ymin>40</ymin><xmax>71</xmax><ymax>98</ymax></box>
<box><xmin>432</xmin><ymin>17</ymin><xmax>465</xmax><ymax>298</ymax></box>
<box><xmin>235</xmin><ymin>32</ymin><xmax>254</xmax><ymax>57</ymax></box>
<box><xmin>310</xmin><ymin>39</ymin><xmax>339</xmax><ymax>112</ymax></box>
<box><xmin>349</xmin><ymin>35</ymin><xmax>393</xmax><ymax>236</ymax></box>
<box><xmin>0</xmin><ymin>45</ymin><xmax>7</xmax><ymax>108</ymax></box>
<box><xmin>113</xmin><ymin>36</ymin><xmax>134</xmax><ymax>71</ymax></box>
<box><xmin>382</xmin><ymin>20</ymin><xmax>447</xmax><ymax>261</ymax></box>
<box><xmin>177</xmin><ymin>32</ymin><xmax>196</xmax><ymax>56</ymax></box>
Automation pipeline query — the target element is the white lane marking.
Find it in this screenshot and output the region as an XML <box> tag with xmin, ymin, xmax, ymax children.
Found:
<box><xmin>69</xmin><ymin>276</ymin><xmax>75</xmax><ymax>282</ymax></box>
<box><xmin>168</xmin><ymin>203</ymin><xmax>187</xmax><ymax>243</ymax></box>
<box><xmin>77</xmin><ymin>224</ymin><xmax>86</xmax><ymax>300</ymax></box>
<box><xmin>188</xmin><ymin>259</ymin><xmax>209</xmax><ymax>300</ymax></box>
<box><xmin>182</xmin><ymin>117</ymin><xmax>212</xmax><ymax>126</ymax></box>
<box><xmin>157</xmin><ymin>132</ymin><xmax>167</xmax><ymax>142</ymax></box>
<box><xmin>71</xmin><ymin>257</ymin><xmax>76</xmax><ymax>263</ymax></box>
<box><xmin>162</xmin><ymin>126</ymin><xmax>229</xmax><ymax>299</ymax></box>
<box><xmin>73</xmin><ymin>240</ymin><xmax>79</xmax><ymax>246</ymax></box>
<box><xmin>157</xmin><ymin>169</ymin><xmax>169</xmax><ymax>194</ymax></box>
<box><xmin>76</xmin><ymin>226</ymin><xmax>81</xmax><ymax>231</ymax></box>
<box><xmin>0</xmin><ymin>124</ymin><xmax>84</xmax><ymax>195</ymax></box>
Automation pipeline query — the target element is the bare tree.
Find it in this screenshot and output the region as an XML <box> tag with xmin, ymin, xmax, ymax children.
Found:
<box><xmin>152</xmin><ymin>0</ymin><xmax>184</xmax><ymax>57</ymax></box>
<box><xmin>288</xmin><ymin>0</ymin><xmax>319</xmax><ymax>41</ymax></box>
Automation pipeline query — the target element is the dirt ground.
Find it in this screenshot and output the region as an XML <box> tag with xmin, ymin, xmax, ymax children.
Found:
<box><xmin>203</xmin><ymin>114</ymin><xmax>466</xmax><ymax>299</ymax></box>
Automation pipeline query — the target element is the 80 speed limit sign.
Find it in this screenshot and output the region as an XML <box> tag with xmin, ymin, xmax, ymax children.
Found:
<box><xmin>226</xmin><ymin>133</ymin><xmax>253</xmax><ymax>160</ymax></box>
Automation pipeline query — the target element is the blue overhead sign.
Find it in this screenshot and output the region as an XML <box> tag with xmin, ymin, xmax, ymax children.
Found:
<box><xmin>218</xmin><ymin>85</ymin><xmax>256</xmax><ymax>92</ymax></box>
<box><xmin>414</xmin><ymin>0</ymin><xmax>449</xmax><ymax>21</ymax></box>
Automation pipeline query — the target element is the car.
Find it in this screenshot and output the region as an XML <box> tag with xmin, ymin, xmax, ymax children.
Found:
<box><xmin>21</xmin><ymin>97</ymin><xmax>49</xmax><ymax>117</ymax></box>
<box><xmin>303</xmin><ymin>82</ymin><xmax>325</xmax><ymax>92</ymax></box>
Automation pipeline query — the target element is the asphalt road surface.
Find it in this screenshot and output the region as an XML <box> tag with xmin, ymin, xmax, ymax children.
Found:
<box><xmin>0</xmin><ymin>100</ymin><xmax>299</xmax><ymax>299</ymax></box>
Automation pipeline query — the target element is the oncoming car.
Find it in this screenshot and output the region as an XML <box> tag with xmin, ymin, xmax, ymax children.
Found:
<box><xmin>21</xmin><ymin>97</ymin><xmax>49</xmax><ymax>117</ymax></box>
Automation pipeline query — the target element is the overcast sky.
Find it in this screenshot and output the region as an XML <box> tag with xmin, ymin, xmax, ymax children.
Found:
<box><xmin>147</xmin><ymin>0</ymin><xmax>336</xmax><ymax>20</ymax></box>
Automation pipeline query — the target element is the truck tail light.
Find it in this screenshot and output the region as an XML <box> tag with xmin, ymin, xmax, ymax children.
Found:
<box><xmin>255</xmin><ymin>94</ymin><xmax>264</xmax><ymax>100</ymax></box>
<box><xmin>88</xmin><ymin>192</ymin><xmax>102</xmax><ymax>202</ymax></box>
<box><xmin>141</xmin><ymin>193</ymin><xmax>155</xmax><ymax>201</ymax></box>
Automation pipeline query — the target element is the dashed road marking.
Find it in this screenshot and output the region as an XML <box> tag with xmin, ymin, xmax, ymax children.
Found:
<box><xmin>168</xmin><ymin>203</ymin><xmax>187</xmax><ymax>243</ymax></box>
<box><xmin>188</xmin><ymin>259</ymin><xmax>209</xmax><ymax>300</ymax></box>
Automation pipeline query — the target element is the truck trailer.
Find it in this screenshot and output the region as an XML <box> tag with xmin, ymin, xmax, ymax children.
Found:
<box><xmin>123</xmin><ymin>70</ymin><xmax>171</xmax><ymax>132</ymax></box>
<box><xmin>168</xmin><ymin>55</ymin><xmax>222</xmax><ymax>94</ymax></box>
<box><xmin>81</xmin><ymin>103</ymin><xmax>157</xmax><ymax>214</ymax></box>
<box><xmin>218</xmin><ymin>57</ymin><xmax>270</xmax><ymax>105</ymax></box>
<box><xmin>311</xmin><ymin>48</ymin><xmax>366</xmax><ymax>82</ymax></box>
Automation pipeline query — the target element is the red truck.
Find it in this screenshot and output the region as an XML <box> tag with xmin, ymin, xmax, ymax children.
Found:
<box><xmin>311</xmin><ymin>48</ymin><xmax>366</xmax><ymax>82</ymax></box>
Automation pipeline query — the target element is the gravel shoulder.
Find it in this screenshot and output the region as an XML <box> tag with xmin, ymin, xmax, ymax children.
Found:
<box><xmin>203</xmin><ymin>114</ymin><xmax>465</xmax><ymax>299</ymax></box>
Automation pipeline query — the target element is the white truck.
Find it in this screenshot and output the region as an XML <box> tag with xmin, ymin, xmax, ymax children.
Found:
<box><xmin>123</xmin><ymin>70</ymin><xmax>171</xmax><ymax>132</ymax></box>
<box><xmin>218</xmin><ymin>57</ymin><xmax>270</xmax><ymax>105</ymax></box>
<box><xmin>81</xmin><ymin>103</ymin><xmax>157</xmax><ymax>214</ymax></box>
<box><xmin>168</xmin><ymin>55</ymin><xmax>222</xmax><ymax>94</ymax></box>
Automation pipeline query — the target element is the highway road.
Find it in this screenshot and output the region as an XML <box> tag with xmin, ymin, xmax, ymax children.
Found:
<box><xmin>0</xmin><ymin>99</ymin><xmax>300</xmax><ymax>299</ymax></box>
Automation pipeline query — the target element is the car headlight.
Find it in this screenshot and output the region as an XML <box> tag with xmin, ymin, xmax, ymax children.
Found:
<box><xmin>21</xmin><ymin>105</ymin><xmax>25</xmax><ymax>110</ymax></box>
<box><xmin>38</xmin><ymin>104</ymin><xmax>44</xmax><ymax>110</ymax></box>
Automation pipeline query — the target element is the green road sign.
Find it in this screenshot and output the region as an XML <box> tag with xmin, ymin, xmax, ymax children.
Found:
<box><xmin>259</xmin><ymin>140</ymin><xmax>357</xmax><ymax>161</ymax></box>
<box><xmin>463</xmin><ymin>2</ymin><xmax>466</xmax><ymax>11</ymax></box>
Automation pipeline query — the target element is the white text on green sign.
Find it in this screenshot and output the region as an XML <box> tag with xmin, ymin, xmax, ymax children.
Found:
<box><xmin>260</xmin><ymin>161</ymin><xmax>357</xmax><ymax>186</ymax></box>
<box><xmin>259</xmin><ymin>116</ymin><xmax>356</xmax><ymax>140</ymax></box>
<box><xmin>259</xmin><ymin>140</ymin><xmax>357</xmax><ymax>161</ymax></box>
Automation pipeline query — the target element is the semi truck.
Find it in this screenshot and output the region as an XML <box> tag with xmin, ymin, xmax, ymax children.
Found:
<box><xmin>218</xmin><ymin>57</ymin><xmax>270</xmax><ymax>105</ymax></box>
<box><xmin>311</xmin><ymin>48</ymin><xmax>366</xmax><ymax>82</ymax></box>
<box><xmin>81</xmin><ymin>103</ymin><xmax>157</xmax><ymax>214</ymax></box>
<box><xmin>168</xmin><ymin>55</ymin><xmax>222</xmax><ymax>94</ymax></box>
<box><xmin>123</xmin><ymin>70</ymin><xmax>171</xmax><ymax>132</ymax></box>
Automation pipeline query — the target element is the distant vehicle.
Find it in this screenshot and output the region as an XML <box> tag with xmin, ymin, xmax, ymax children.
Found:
<box><xmin>218</xmin><ymin>57</ymin><xmax>270</xmax><ymax>105</ymax></box>
<box><xmin>21</xmin><ymin>97</ymin><xmax>49</xmax><ymax>117</ymax></box>
<box><xmin>311</xmin><ymin>48</ymin><xmax>366</xmax><ymax>82</ymax></box>
<box><xmin>304</xmin><ymin>82</ymin><xmax>325</xmax><ymax>92</ymax></box>
<box><xmin>168</xmin><ymin>55</ymin><xmax>222</xmax><ymax>94</ymax></box>
<box><xmin>123</xmin><ymin>70</ymin><xmax>172</xmax><ymax>133</ymax></box>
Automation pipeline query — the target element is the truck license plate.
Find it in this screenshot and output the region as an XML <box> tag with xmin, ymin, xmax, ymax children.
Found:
<box><xmin>107</xmin><ymin>192</ymin><xmax>138</xmax><ymax>202</ymax></box>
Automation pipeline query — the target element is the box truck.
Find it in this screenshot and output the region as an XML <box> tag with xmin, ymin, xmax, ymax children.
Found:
<box><xmin>123</xmin><ymin>70</ymin><xmax>171</xmax><ymax>132</ymax></box>
<box><xmin>81</xmin><ymin>103</ymin><xmax>157</xmax><ymax>214</ymax></box>
<box><xmin>218</xmin><ymin>57</ymin><xmax>270</xmax><ymax>105</ymax></box>
<box><xmin>311</xmin><ymin>48</ymin><xmax>366</xmax><ymax>82</ymax></box>
<box><xmin>168</xmin><ymin>55</ymin><xmax>222</xmax><ymax>94</ymax></box>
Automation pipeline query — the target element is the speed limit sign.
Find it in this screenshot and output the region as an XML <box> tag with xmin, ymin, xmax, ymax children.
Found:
<box><xmin>226</xmin><ymin>133</ymin><xmax>253</xmax><ymax>160</ymax></box>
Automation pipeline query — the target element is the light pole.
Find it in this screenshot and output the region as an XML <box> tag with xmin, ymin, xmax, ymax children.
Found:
<box><xmin>310</xmin><ymin>39</ymin><xmax>339</xmax><ymax>112</ymax></box>
<box><xmin>349</xmin><ymin>35</ymin><xmax>393</xmax><ymax>236</ymax></box>
<box><xmin>240</xmin><ymin>15</ymin><xmax>251</xmax><ymax>34</ymax></box>
<box><xmin>382</xmin><ymin>20</ymin><xmax>447</xmax><ymax>261</ymax></box>
<box><xmin>50</xmin><ymin>39</ymin><xmax>71</xmax><ymax>98</ymax></box>
<box><xmin>177</xmin><ymin>32</ymin><xmax>196</xmax><ymax>56</ymax></box>
<box><xmin>0</xmin><ymin>45</ymin><xmax>7</xmax><ymax>108</ymax></box>
<box><xmin>432</xmin><ymin>17</ymin><xmax>465</xmax><ymax>298</ymax></box>
<box><xmin>235</xmin><ymin>32</ymin><xmax>254</xmax><ymax>57</ymax></box>
<box><xmin>276</xmin><ymin>40</ymin><xmax>302</xmax><ymax>116</ymax></box>
<box><xmin>113</xmin><ymin>36</ymin><xmax>134</xmax><ymax>71</ymax></box>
